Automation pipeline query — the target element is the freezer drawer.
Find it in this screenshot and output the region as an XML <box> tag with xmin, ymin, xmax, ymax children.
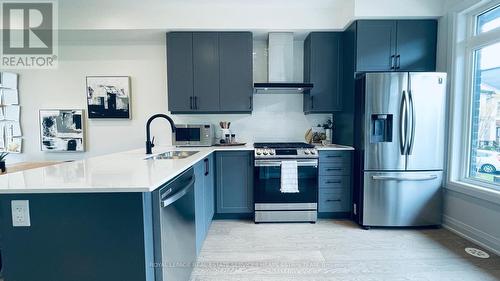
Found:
<box><xmin>363</xmin><ymin>171</ymin><xmax>442</xmax><ymax>227</ymax></box>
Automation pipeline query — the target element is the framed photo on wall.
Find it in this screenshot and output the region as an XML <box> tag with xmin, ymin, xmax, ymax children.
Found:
<box><xmin>39</xmin><ymin>109</ymin><xmax>85</xmax><ymax>152</ymax></box>
<box><xmin>86</xmin><ymin>76</ymin><xmax>131</xmax><ymax>119</ymax></box>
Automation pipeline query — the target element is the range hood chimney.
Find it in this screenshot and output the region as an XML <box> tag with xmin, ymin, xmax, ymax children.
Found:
<box><xmin>254</xmin><ymin>32</ymin><xmax>313</xmax><ymax>93</ymax></box>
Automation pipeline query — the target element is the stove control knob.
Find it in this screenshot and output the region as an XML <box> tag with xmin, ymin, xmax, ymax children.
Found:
<box><xmin>310</xmin><ymin>150</ymin><xmax>316</xmax><ymax>154</ymax></box>
<box><xmin>263</xmin><ymin>151</ymin><xmax>268</xmax><ymax>155</ymax></box>
<box><xmin>256</xmin><ymin>151</ymin><xmax>262</xmax><ymax>155</ymax></box>
<box><xmin>304</xmin><ymin>150</ymin><xmax>310</xmax><ymax>155</ymax></box>
<box><xmin>270</xmin><ymin>151</ymin><xmax>275</xmax><ymax>155</ymax></box>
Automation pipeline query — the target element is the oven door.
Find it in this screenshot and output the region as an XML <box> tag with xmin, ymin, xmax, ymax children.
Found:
<box><xmin>254</xmin><ymin>159</ymin><xmax>318</xmax><ymax>204</ymax></box>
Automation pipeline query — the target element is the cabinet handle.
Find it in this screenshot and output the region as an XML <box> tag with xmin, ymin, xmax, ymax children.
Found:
<box><xmin>249</xmin><ymin>96</ymin><xmax>253</xmax><ymax>110</ymax></box>
<box><xmin>390</xmin><ymin>55</ymin><xmax>395</xmax><ymax>70</ymax></box>
<box><xmin>311</xmin><ymin>96</ymin><xmax>314</xmax><ymax>109</ymax></box>
<box><xmin>194</xmin><ymin>96</ymin><xmax>198</xmax><ymax>109</ymax></box>
<box><xmin>326</xmin><ymin>168</ymin><xmax>342</xmax><ymax>171</ymax></box>
<box><xmin>325</xmin><ymin>181</ymin><xmax>341</xmax><ymax>184</ymax></box>
<box><xmin>190</xmin><ymin>97</ymin><xmax>193</xmax><ymax>110</ymax></box>
<box><xmin>326</xmin><ymin>199</ymin><xmax>341</xmax><ymax>202</ymax></box>
<box><xmin>326</xmin><ymin>155</ymin><xmax>342</xmax><ymax>158</ymax></box>
<box><xmin>204</xmin><ymin>158</ymin><xmax>209</xmax><ymax>176</ymax></box>
<box><xmin>395</xmin><ymin>55</ymin><xmax>401</xmax><ymax>70</ymax></box>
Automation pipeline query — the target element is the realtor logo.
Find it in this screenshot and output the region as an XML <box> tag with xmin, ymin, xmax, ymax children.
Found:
<box><xmin>1</xmin><ymin>1</ymin><xmax>58</xmax><ymax>68</ymax></box>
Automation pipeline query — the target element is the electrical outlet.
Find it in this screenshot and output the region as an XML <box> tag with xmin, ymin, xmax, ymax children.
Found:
<box><xmin>11</xmin><ymin>200</ymin><xmax>31</xmax><ymax>227</ymax></box>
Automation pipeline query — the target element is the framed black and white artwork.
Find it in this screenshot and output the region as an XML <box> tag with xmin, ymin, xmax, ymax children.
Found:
<box><xmin>86</xmin><ymin>76</ymin><xmax>131</xmax><ymax>119</ymax></box>
<box><xmin>39</xmin><ymin>109</ymin><xmax>84</xmax><ymax>152</ymax></box>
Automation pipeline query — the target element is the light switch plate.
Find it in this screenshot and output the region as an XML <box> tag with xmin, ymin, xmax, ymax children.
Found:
<box><xmin>11</xmin><ymin>200</ymin><xmax>31</xmax><ymax>227</ymax></box>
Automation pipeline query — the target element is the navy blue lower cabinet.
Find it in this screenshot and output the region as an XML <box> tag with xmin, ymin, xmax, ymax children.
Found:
<box><xmin>0</xmin><ymin>193</ymin><xmax>150</xmax><ymax>281</ymax></box>
<box><xmin>215</xmin><ymin>151</ymin><xmax>254</xmax><ymax>215</ymax></box>
<box><xmin>203</xmin><ymin>154</ymin><xmax>215</xmax><ymax>232</ymax></box>
<box><xmin>318</xmin><ymin>151</ymin><xmax>353</xmax><ymax>217</ymax></box>
<box><xmin>194</xmin><ymin>160</ymin><xmax>206</xmax><ymax>254</ymax></box>
<box><xmin>194</xmin><ymin>155</ymin><xmax>215</xmax><ymax>254</ymax></box>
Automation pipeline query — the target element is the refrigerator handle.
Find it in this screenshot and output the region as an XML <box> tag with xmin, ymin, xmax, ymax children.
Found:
<box><xmin>399</xmin><ymin>91</ymin><xmax>407</xmax><ymax>155</ymax></box>
<box><xmin>372</xmin><ymin>175</ymin><xmax>438</xmax><ymax>181</ymax></box>
<box><xmin>408</xmin><ymin>90</ymin><xmax>416</xmax><ymax>155</ymax></box>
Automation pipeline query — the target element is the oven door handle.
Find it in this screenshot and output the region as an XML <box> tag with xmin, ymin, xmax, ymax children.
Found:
<box><xmin>254</xmin><ymin>160</ymin><xmax>318</xmax><ymax>167</ymax></box>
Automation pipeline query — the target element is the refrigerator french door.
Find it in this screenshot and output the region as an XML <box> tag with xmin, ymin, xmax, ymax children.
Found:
<box><xmin>358</xmin><ymin>72</ymin><xmax>447</xmax><ymax>227</ymax></box>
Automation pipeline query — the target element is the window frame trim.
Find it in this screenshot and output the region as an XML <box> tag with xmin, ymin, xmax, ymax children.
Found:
<box><xmin>447</xmin><ymin>0</ymin><xmax>500</xmax><ymax>203</ymax></box>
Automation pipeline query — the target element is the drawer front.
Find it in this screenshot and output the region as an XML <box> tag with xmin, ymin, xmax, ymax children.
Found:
<box><xmin>319</xmin><ymin>151</ymin><xmax>352</xmax><ymax>164</ymax></box>
<box><xmin>319</xmin><ymin>163</ymin><xmax>351</xmax><ymax>176</ymax></box>
<box><xmin>318</xmin><ymin>189</ymin><xmax>350</xmax><ymax>212</ymax></box>
<box><xmin>319</xmin><ymin>176</ymin><xmax>351</xmax><ymax>189</ymax></box>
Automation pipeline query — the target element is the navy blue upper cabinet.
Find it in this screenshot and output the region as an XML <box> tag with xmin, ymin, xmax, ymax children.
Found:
<box><xmin>167</xmin><ymin>32</ymin><xmax>253</xmax><ymax>114</ymax></box>
<box><xmin>356</xmin><ymin>21</ymin><xmax>397</xmax><ymax>72</ymax></box>
<box><xmin>396</xmin><ymin>20</ymin><xmax>437</xmax><ymax>71</ymax></box>
<box><xmin>216</xmin><ymin>151</ymin><xmax>254</xmax><ymax>214</ymax></box>
<box><xmin>219</xmin><ymin>32</ymin><xmax>253</xmax><ymax>112</ymax></box>
<box><xmin>355</xmin><ymin>20</ymin><xmax>437</xmax><ymax>72</ymax></box>
<box><xmin>167</xmin><ymin>32</ymin><xmax>194</xmax><ymax>112</ymax></box>
<box><xmin>193</xmin><ymin>32</ymin><xmax>220</xmax><ymax>112</ymax></box>
<box><xmin>303</xmin><ymin>32</ymin><xmax>343</xmax><ymax>113</ymax></box>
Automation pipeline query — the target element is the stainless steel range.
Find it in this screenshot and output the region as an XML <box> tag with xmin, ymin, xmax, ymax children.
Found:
<box><xmin>253</xmin><ymin>142</ymin><xmax>318</xmax><ymax>223</ymax></box>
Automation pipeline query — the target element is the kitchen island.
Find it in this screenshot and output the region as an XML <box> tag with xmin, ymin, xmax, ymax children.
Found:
<box><xmin>0</xmin><ymin>144</ymin><xmax>352</xmax><ymax>281</ymax></box>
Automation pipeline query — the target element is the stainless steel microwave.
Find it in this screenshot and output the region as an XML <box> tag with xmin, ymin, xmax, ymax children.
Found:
<box><xmin>173</xmin><ymin>124</ymin><xmax>215</xmax><ymax>147</ymax></box>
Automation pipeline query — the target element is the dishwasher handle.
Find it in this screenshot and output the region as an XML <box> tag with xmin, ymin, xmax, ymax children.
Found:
<box><xmin>160</xmin><ymin>175</ymin><xmax>196</xmax><ymax>208</ymax></box>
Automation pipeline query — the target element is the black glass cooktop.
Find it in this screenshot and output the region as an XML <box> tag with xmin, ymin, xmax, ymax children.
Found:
<box><xmin>253</xmin><ymin>142</ymin><xmax>315</xmax><ymax>149</ymax></box>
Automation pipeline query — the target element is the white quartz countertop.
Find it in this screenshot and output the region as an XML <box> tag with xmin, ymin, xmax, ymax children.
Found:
<box><xmin>0</xmin><ymin>143</ymin><xmax>353</xmax><ymax>194</ymax></box>
<box><xmin>315</xmin><ymin>144</ymin><xmax>355</xmax><ymax>151</ymax></box>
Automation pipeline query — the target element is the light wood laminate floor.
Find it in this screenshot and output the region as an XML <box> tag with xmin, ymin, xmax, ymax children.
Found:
<box><xmin>191</xmin><ymin>220</ymin><xmax>500</xmax><ymax>281</ymax></box>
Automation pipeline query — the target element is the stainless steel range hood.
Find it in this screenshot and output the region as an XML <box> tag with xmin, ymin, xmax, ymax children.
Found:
<box><xmin>254</xmin><ymin>33</ymin><xmax>313</xmax><ymax>93</ymax></box>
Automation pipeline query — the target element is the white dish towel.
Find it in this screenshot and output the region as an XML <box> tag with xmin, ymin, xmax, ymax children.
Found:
<box><xmin>280</xmin><ymin>160</ymin><xmax>299</xmax><ymax>193</ymax></box>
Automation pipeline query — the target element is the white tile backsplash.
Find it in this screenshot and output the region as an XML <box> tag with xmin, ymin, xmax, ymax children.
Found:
<box><xmin>173</xmin><ymin>94</ymin><xmax>330</xmax><ymax>143</ymax></box>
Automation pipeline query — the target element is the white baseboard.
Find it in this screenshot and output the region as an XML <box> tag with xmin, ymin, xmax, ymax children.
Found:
<box><xmin>443</xmin><ymin>215</ymin><xmax>500</xmax><ymax>256</ymax></box>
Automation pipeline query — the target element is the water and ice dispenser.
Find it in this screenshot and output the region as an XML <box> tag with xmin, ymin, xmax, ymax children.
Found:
<box><xmin>370</xmin><ymin>114</ymin><xmax>393</xmax><ymax>143</ymax></box>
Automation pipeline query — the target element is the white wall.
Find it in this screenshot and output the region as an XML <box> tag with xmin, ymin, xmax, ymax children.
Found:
<box><xmin>8</xmin><ymin>37</ymin><xmax>329</xmax><ymax>163</ymax></box>
<box><xmin>10</xmin><ymin>40</ymin><xmax>169</xmax><ymax>163</ymax></box>
<box><xmin>444</xmin><ymin>189</ymin><xmax>500</xmax><ymax>255</ymax></box>
<box><xmin>57</xmin><ymin>0</ymin><xmax>351</xmax><ymax>31</ymax></box>
<box><xmin>353</xmin><ymin>0</ymin><xmax>446</xmax><ymax>18</ymax></box>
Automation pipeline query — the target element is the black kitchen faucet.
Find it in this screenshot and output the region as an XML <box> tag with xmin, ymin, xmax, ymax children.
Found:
<box><xmin>145</xmin><ymin>114</ymin><xmax>176</xmax><ymax>154</ymax></box>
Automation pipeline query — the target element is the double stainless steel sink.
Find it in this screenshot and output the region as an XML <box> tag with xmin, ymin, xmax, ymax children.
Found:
<box><xmin>145</xmin><ymin>151</ymin><xmax>199</xmax><ymax>160</ymax></box>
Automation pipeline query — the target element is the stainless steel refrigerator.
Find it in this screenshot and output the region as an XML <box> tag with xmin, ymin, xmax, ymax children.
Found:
<box><xmin>353</xmin><ymin>72</ymin><xmax>447</xmax><ymax>228</ymax></box>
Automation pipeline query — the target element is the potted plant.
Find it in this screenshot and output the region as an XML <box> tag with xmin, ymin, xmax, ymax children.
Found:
<box><xmin>322</xmin><ymin>118</ymin><xmax>334</xmax><ymax>144</ymax></box>
<box><xmin>0</xmin><ymin>152</ymin><xmax>8</xmax><ymax>173</ymax></box>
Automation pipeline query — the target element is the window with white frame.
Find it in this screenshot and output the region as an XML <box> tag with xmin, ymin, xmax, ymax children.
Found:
<box><xmin>466</xmin><ymin>4</ymin><xmax>500</xmax><ymax>186</ymax></box>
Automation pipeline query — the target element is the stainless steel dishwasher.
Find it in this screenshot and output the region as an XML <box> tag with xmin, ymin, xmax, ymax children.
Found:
<box><xmin>153</xmin><ymin>167</ymin><xmax>196</xmax><ymax>281</ymax></box>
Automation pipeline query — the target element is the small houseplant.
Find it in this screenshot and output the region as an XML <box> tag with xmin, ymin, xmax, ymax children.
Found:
<box><xmin>322</xmin><ymin>118</ymin><xmax>334</xmax><ymax>144</ymax></box>
<box><xmin>0</xmin><ymin>152</ymin><xmax>8</xmax><ymax>173</ymax></box>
